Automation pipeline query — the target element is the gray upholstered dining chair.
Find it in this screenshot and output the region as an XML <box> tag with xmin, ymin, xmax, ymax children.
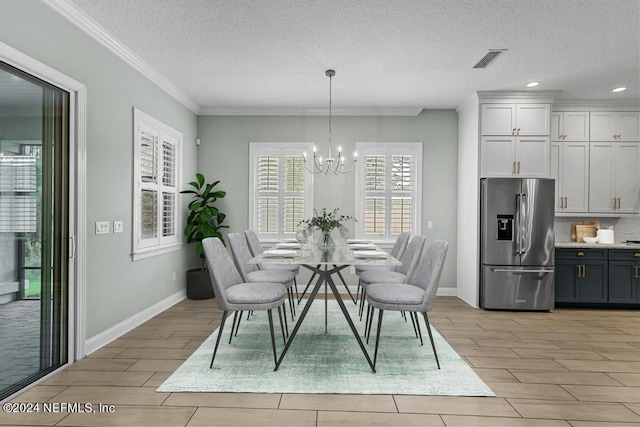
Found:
<box><xmin>357</xmin><ymin>235</ymin><xmax>426</xmax><ymax>318</ymax></box>
<box><xmin>245</xmin><ymin>229</ymin><xmax>301</xmax><ymax>298</ymax></box>
<box><xmin>202</xmin><ymin>237</ymin><xmax>287</xmax><ymax>368</ymax></box>
<box><xmin>365</xmin><ymin>240</ymin><xmax>449</xmax><ymax>370</ymax></box>
<box><xmin>228</xmin><ymin>233</ymin><xmax>297</xmax><ymax>321</ymax></box>
<box><xmin>354</xmin><ymin>232</ymin><xmax>410</xmax><ymax>302</ymax></box>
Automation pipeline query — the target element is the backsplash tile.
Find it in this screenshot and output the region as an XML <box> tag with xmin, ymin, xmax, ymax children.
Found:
<box><xmin>555</xmin><ymin>216</ymin><xmax>640</xmax><ymax>243</ymax></box>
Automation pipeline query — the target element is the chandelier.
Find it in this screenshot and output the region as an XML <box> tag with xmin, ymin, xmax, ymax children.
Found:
<box><xmin>303</xmin><ymin>69</ymin><xmax>357</xmax><ymax>175</ymax></box>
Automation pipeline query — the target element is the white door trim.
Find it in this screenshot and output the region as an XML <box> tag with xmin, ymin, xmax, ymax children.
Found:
<box><xmin>0</xmin><ymin>41</ymin><xmax>87</xmax><ymax>361</ymax></box>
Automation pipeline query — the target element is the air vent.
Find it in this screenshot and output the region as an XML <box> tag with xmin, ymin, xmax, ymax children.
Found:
<box><xmin>473</xmin><ymin>49</ymin><xmax>507</xmax><ymax>69</ymax></box>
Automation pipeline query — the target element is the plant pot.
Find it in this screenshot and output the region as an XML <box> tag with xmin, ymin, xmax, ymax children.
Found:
<box><xmin>186</xmin><ymin>268</ymin><xmax>215</xmax><ymax>300</ymax></box>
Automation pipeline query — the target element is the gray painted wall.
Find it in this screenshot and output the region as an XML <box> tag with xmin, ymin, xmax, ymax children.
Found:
<box><xmin>1</xmin><ymin>1</ymin><xmax>199</xmax><ymax>338</ymax></box>
<box><xmin>197</xmin><ymin>112</ymin><xmax>459</xmax><ymax>289</ymax></box>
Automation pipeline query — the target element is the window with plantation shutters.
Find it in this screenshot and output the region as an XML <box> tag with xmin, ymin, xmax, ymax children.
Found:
<box><xmin>133</xmin><ymin>108</ymin><xmax>182</xmax><ymax>260</ymax></box>
<box><xmin>355</xmin><ymin>143</ymin><xmax>422</xmax><ymax>242</ymax></box>
<box><xmin>250</xmin><ymin>143</ymin><xmax>313</xmax><ymax>241</ymax></box>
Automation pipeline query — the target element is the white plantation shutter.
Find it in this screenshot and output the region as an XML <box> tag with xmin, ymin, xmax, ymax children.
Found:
<box><xmin>133</xmin><ymin>109</ymin><xmax>182</xmax><ymax>259</ymax></box>
<box><xmin>250</xmin><ymin>143</ymin><xmax>313</xmax><ymax>241</ymax></box>
<box><xmin>390</xmin><ymin>155</ymin><xmax>413</xmax><ymax>234</ymax></box>
<box><xmin>257</xmin><ymin>154</ymin><xmax>279</xmax><ymax>234</ymax></box>
<box><xmin>283</xmin><ymin>155</ymin><xmax>305</xmax><ymax>233</ymax></box>
<box><xmin>355</xmin><ymin>143</ymin><xmax>422</xmax><ymax>241</ymax></box>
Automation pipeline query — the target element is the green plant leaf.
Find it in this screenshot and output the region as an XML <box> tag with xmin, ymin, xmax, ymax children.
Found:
<box><xmin>196</xmin><ymin>173</ymin><xmax>205</xmax><ymax>188</ymax></box>
<box><xmin>188</xmin><ymin>201</ymin><xmax>201</xmax><ymax>211</ymax></box>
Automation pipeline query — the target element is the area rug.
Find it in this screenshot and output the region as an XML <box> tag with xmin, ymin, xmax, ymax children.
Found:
<box><xmin>157</xmin><ymin>299</ymin><xmax>495</xmax><ymax>396</ymax></box>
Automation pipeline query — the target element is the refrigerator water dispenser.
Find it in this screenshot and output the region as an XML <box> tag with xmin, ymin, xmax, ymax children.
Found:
<box><xmin>497</xmin><ymin>215</ymin><xmax>513</xmax><ymax>241</ymax></box>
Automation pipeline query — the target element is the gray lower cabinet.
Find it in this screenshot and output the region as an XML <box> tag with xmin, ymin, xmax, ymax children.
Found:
<box><xmin>556</xmin><ymin>247</ymin><xmax>640</xmax><ymax>306</ymax></box>
<box><xmin>555</xmin><ymin>248</ymin><xmax>608</xmax><ymax>304</ymax></box>
<box><xmin>608</xmin><ymin>250</ymin><xmax>640</xmax><ymax>304</ymax></box>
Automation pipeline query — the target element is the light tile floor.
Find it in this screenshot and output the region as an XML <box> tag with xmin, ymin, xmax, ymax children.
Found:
<box><xmin>2</xmin><ymin>296</ymin><xmax>640</xmax><ymax>426</ymax></box>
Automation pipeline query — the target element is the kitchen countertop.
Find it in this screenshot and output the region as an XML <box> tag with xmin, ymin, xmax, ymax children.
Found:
<box><xmin>556</xmin><ymin>242</ymin><xmax>640</xmax><ymax>249</ymax></box>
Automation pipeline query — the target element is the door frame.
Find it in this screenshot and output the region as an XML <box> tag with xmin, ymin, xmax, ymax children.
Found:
<box><xmin>0</xmin><ymin>41</ymin><xmax>87</xmax><ymax>362</ymax></box>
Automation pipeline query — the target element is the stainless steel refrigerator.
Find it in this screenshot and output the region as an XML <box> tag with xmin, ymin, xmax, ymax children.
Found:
<box><xmin>480</xmin><ymin>178</ymin><xmax>555</xmax><ymax>310</ymax></box>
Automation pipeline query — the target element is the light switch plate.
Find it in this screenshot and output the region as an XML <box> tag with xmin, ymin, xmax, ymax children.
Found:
<box><xmin>113</xmin><ymin>221</ymin><xmax>124</xmax><ymax>233</ymax></box>
<box><xmin>95</xmin><ymin>221</ymin><xmax>110</xmax><ymax>234</ymax></box>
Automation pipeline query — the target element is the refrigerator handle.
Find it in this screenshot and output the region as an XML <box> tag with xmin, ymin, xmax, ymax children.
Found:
<box><xmin>515</xmin><ymin>193</ymin><xmax>521</xmax><ymax>255</ymax></box>
<box><xmin>521</xmin><ymin>193</ymin><xmax>528</xmax><ymax>255</ymax></box>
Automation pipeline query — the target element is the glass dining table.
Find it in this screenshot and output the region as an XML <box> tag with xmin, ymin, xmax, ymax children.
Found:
<box><xmin>249</xmin><ymin>241</ymin><xmax>401</xmax><ymax>373</ymax></box>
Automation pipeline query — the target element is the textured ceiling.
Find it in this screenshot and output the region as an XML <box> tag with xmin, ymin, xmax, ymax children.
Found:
<box><xmin>43</xmin><ymin>0</ymin><xmax>640</xmax><ymax>112</ymax></box>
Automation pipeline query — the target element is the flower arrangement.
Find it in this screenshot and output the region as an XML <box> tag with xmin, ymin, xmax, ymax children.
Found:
<box><xmin>298</xmin><ymin>208</ymin><xmax>356</xmax><ymax>232</ymax></box>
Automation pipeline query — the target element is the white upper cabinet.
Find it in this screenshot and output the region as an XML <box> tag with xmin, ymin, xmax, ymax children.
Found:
<box><xmin>589</xmin><ymin>142</ymin><xmax>640</xmax><ymax>214</ymax></box>
<box><xmin>551</xmin><ymin>112</ymin><xmax>589</xmax><ymax>141</ymax></box>
<box><xmin>481</xmin><ymin>136</ymin><xmax>550</xmax><ymax>178</ymax></box>
<box><xmin>481</xmin><ymin>103</ymin><xmax>550</xmax><ymax>136</ymax></box>
<box><xmin>590</xmin><ymin>112</ymin><xmax>640</xmax><ymax>141</ymax></box>
<box><xmin>550</xmin><ymin>141</ymin><xmax>589</xmax><ymax>213</ymax></box>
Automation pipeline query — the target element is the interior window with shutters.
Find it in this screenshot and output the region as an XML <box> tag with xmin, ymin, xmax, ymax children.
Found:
<box><xmin>250</xmin><ymin>143</ymin><xmax>313</xmax><ymax>241</ymax></box>
<box><xmin>133</xmin><ymin>108</ymin><xmax>182</xmax><ymax>260</ymax></box>
<box><xmin>355</xmin><ymin>143</ymin><xmax>422</xmax><ymax>242</ymax></box>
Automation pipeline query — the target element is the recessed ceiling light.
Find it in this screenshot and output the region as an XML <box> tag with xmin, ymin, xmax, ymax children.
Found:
<box><xmin>526</xmin><ymin>81</ymin><xmax>540</xmax><ymax>88</ymax></box>
<box><xmin>612</xmin><ymin>87</ymin><xmax>627</xmax><ymax>93</ymax></box>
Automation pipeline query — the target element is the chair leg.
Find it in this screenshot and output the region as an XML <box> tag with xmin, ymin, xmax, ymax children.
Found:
<box><xmin>373</xmin><ymin>309</ymin><xmax>384</xmax><ymax>369</ymax></box>
<box><xmin>363</xmin><ymin>304</ymin><xmax>371</xmax><ymax>337</ymax></box>
<box><xmin>422</xmin><ymin>312</ymin><xmax>440</xmax><ymax>369</ymax></box>
<box><xmin>234</xmin><ymin>311</ymin><xmax>243</xmax><ymax>337</ymax></box>
<box><xmin>282</xmin><ymin>303</ymin><xmax>289</xmax><ymax>337</ymax></box>
<box><xmin>413</xmin><ymin>312</ymin><xmax>423</xmax><ymax>346</ymax></box>
<box><xmin>287</xmin><ymin>289</ymin><xmax>295</xmax><ymax>321</ymax></box>
<box><xmin>277</xmin><ymin>306</ymin><xmax>286</xmax><ymax>344</ymax></box>
<box><xmin>229</xmin><ymin>311</ymin><xmax>238</xmax><ymax>344</ymax></box>
<box><xmin>294</xmin><ymin>276</ymin><xmax>299</xmax><ymax>300</ymax></box>
<box><xmin>210</xmin><ymin>310</ymin><xmax>228</xmax><ymax>368</ymax></box>
<box><xmin>355</xmin><ymin>280</ymin><xmax>361</xmax><ymax>303</ymax></box>
<box><xmin>268</xmin><ymin>309</ymin><xmax>278</xmax><ymax>367</ymax></box>
<box><xmin>409</xmin><ymin>311</ymin><xmax>419</xmax><ymax>339</ymax></box>
<box><xmin>366</xmin><ymin>305</ymin><xmax>375</xmax><ymax>344</ymax></box>
<box><xmin>359</xmin><ymin>287</ymin><xmax>367</xmax><ymax>319</ymax></box>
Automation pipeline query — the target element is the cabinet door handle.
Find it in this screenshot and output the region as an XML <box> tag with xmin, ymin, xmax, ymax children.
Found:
<box><xmin>581</xmin><ymin>265</ymin><xmax>586</xmax><ymax>278</ymax></box>
<box><xmin>576</xmin><ymin>265</ymin><xmax>581</xmax><ymax>278</ymax></box>
<box><xmin>635</xmin><ymin>265</ymin><xmax>639</xmax><ymax>279</ymax></box>
<box><xmin>517</xmin><ymin>161</ymin><xmax>520</xmax><ymax>174</ymax></box>
<box><xmin>634</xmin><ymin>253</ymin><xmax>640</xmax><ymax>258</ymax></box>
<box><xmin>618</xmin><ymin>198</ymin><xmax>621</xmax><ymax>209</ymax></box>
<box><xmin>577</xmin><ymin>251</ymin><xmax>585</xmax><ymax>257</ymax></box>
<box><xmin>512</xmin><ymin>161</ymin><xmax>516</xmax><ymax>173</ymax></box>
<box><xmin>564</xmin><ymin>197</ymin><xmax>568</xmax><ymax>209</ymax></box>
<box><xmin>512</xmin><ymin>128</ymin><xmax>517</xmax><ymax>135</ymax></box>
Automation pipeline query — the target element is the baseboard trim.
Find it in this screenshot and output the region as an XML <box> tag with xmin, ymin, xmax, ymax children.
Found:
<box><xmin>437</xmin><ymin>287</ymin><xmax>458</xmax><ymax>296</ymax></box>
<box><xmin>85</xmin><ymin>290</ymin><xmax>186</xmax><ymax>355</ymax></box>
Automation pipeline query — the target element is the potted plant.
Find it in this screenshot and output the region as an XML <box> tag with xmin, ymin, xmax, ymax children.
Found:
<box><xmin>181</xmin><ymin>173</ymin><xmax>229</xmax><ymax>299</ymax></box>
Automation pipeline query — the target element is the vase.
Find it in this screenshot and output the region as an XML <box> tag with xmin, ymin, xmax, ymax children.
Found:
<box><xmin>317</xmin><ymin>230</ymin><xmax>335</xmax><ymax>250</ymax></box>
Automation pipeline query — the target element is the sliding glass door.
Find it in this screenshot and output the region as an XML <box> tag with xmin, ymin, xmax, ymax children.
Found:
<box><xmin>0</xmin><ymin>61</ymin><xmax>69</xmax><ymax>400</ymax></box>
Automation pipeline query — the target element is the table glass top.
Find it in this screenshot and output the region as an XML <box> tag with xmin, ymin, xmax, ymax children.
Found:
<box><xmin>249</xmin><ymin>242</ymin><xmax>401</xmax><ymax>267</ymax></box>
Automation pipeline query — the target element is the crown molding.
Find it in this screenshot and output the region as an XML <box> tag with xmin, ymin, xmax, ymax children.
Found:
<box><xmin>553</xmin><ymin>98</ymin><xmax>640</xmax><ymax>111</ymax></box>
<box><xmin>477</xmin><ymin>90</ymin><xmax>562</xmax><ymax>104</ymax></box>
<box><xmin>42</xmin><ymin>0</ymin><xmax>200</xmax><ymax>114</ymax></box>
<box><xmin>198</xmin><ymin>107</ymin><xmax>424</xmax><ymax>116</ymax></box>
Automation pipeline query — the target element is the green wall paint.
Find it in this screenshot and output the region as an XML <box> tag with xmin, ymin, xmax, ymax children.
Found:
<box><xmin>1</xmin><ymin>1</ymin><xmax>199</xmax><ymax>338</ymax></box>
<box><xmin>197</xmin><ymin>112</ymin><xmax>459</xmax><ymax>289</ymax></box>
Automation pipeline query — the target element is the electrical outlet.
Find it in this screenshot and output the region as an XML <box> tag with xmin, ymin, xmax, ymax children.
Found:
<box><xmin>95</xmin><ymin>221</ymin><xmax>110</xmax><ymax>234</ymax></box>
<box><xmin>427</xmin><ymin>220</ymin><xmax>434</xmax><ymax>229</ymax></box>
<box><xmin>113</xmin><ymin>221</ymin><xmax>124</xmax><ymax>233</ymax></box>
